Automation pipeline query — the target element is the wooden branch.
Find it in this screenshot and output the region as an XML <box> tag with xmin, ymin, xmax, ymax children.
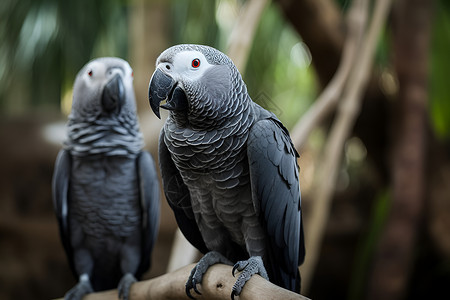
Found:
<box><xmin>54</xmin><ymin>264</ymin><xmax>310</xmax><ymax>300</ymax></box>
<box><xmin>166</xmin><ymin>228</ymin><xmax>200</xmax><ymax>272</ymax></box>
<box><xmin>290</xmin><ymin>0</ymin><xmax>368</xmax><ymax>150</ymax></box>
<box><xmin>300</xmin><ymin>0</ymin><xmax>393</xmax><ymax>293</ymax></box>
<box><xmin>226</xmin><ymin>0</ymin><xmax>270</xmax><ymax>73</ymax></box>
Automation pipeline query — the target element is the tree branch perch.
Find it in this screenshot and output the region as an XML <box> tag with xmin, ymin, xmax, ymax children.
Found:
<box><xmin>53</xmin><ymin>264</ymin><xmax>310</xmax><ymax>300</ymax></box>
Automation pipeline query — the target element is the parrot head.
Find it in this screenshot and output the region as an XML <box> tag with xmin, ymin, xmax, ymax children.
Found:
<box><xmin>148</xmin><ymin>44</ymin><xmax>247</xmax><ymax>125</ymax></box>
<box><xmin>66</xmin><ymin>57</ymin><xmax>143</xmax><ymax>157</ymax></box>
<box><xmin>71</xmin><ymin>57</ymin><xmax>137</xmax><ymax>120</ymax></box>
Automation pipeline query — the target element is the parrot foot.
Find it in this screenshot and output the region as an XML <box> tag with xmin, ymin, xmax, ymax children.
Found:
<box><xmin>186</xmin><ymin>251</ymin><xmax>233</xmax><ymax>299</ymax></box>
<box><xmin>231</xmin><ymin>256</ymin><xmax>269</xmax><ymax>300</ymax></box>
<box><xmin>118</xmin><ymin>273</ymin><xmax>137</xmax><ymax>300</ymax></box>
<box><xmin>64</xmin><ymin>274</ymin><xmax>93</xmax><ymax>300</ymax></box>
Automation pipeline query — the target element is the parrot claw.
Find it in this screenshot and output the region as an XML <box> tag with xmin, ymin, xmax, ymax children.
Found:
<box><xmin>64</xmin><ymin>276</ymin><xmax>93</xmax><ymax>300</ymax></box>
<box><xmin>186</xmin><ymin>289</ymin><xmax>196</xmax><ymax>299</ymax></box>
<box><xmin>232</xmin><ymin>261</ymin><xmax>248</xmax><ymax>277</ymax></box>
<box><xmin>231</xmin><ymin>289</ymin><xmax>238</xmax><ymax>300</ymax></box>
<box><xmin>185</xmin><ymin>251</ymin><xmax>233</xmax><ymax>299</ymax></box>
<box><xmin>230</xmin><ymin>256</ymin><xmax>269</xmax><ymax>299</ymax></box>
<box><xmin>186</xmin><ymin>264</ymin><xmax>202</xmax><ymax>299</ymax></box>
<box><xmin>232</xmin><ymin>264</ymin><xmax>238</xmax><ymax>277</ymax></box>
<box><xmin>193</xmin><ymin>284</ymin><xmax>202</xmax><ymax>296</ymax></box>
<box><xmin>185</xmin><ymin>285</ymin><xmax>197</xmax><ymax>299</ymax></box>
<box><xmin>118</xmin><ymin>273</ymin><xmax>137</xmax><ymax>300</ymax></box>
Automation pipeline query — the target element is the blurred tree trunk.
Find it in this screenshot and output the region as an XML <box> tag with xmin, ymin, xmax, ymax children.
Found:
<box><xmin>129</xmin><ymin>0</ymin><xmax>168</xmax><ymax>156</ymax></box>
<box><xmin>129</xmin><ymin>0</ymin><xmax>169</xmax><ymax>115</ymax></box>
<box><xmin>367</xmin><ymin>1</ymin><xmax>432</xmax><ymax>299</ymax></box>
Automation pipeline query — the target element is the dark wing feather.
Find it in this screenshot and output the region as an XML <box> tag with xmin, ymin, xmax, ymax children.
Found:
<box><xmin>158</xmin><ymin>128</ymin><xmax>208</xmax><ymax>254</ymax></box>
<box><xmin>247</xmin><ymin>117</ymin><xmax>305</xmax><ymax>292</ymax></box>
<box><xmin>52</xmin><ymin>149</ymin><xmax>76</xmax><ymax>275</ymax></box>
<box><xmin>136</xmin><ymin>151</ymin><xmax>160</xmax><ymax>277</ymax></box>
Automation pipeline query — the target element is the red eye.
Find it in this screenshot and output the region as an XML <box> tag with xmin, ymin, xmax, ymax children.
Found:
<box><xmin>88</xmin><ymin>70</ymin><xmax>93</xmax><ymax>77</ymax></box>
<box><xmin>191</xmin><ymin>58</ymin><xmax>200</xmax><ymax>68</ymax></box>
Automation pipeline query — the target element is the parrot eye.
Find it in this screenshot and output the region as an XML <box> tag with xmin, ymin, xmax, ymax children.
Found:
<box><xmin>88</xmin><ymin>70</ymin><xmax>93</xmax><ymax>77</ymax></box>
<box><xmin>191</xmin><ymin>58</ymin><xmax>200</xmax><ymax>68</ymax></box>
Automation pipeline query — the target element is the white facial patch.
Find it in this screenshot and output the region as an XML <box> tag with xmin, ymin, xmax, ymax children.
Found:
<box><xmin>83</xmin><ymin>60</ymin><xmax>108</xmax><ymax>87</ymax></box>
<box><xmin>159</xmin><ymin>50</ymin><xmax>214</xmax><ymax>83</ymax></box>
<box><xmin>82</xmin><ymin>59</ymin><xmax>133</xmax><ymax>90</ymax></box>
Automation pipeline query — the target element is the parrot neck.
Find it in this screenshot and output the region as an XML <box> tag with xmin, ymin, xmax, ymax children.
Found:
<box><xmin>169</xmin><ymin>92</ymin><xmax>252</xmax><ymax>131</ymax></box>
<box><xmin>65</xmin><ymin>114</ymin><xmax>144</xmax><ymax>158</ymax></box>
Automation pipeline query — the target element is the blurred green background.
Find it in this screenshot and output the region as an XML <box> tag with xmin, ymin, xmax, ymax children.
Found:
<box><xmin>0</xmin><ymin>0</ymin><xmax>449</xmax><ymax>299</ymax></box>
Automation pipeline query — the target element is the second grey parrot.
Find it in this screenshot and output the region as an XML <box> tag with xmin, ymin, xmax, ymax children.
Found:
<box><xmin>53</xmin><ymin>57</ymin><xmax>160</xmax><ymax>300</ymax></box>
<box><xmin>148</xmin><ymin>44</ymin><xmax>305</xmax><ymax>298</ymax></box>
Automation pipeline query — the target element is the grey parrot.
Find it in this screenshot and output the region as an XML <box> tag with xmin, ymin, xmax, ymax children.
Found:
<box><xmin>52</xmin><ymin>57</ymin><xmax>160</xmax><ymax>300</ymax></box>
<box><xmin>148</xmin><ymin>44</ymin><xmax>305</xmax><ymax>298</ymax></box>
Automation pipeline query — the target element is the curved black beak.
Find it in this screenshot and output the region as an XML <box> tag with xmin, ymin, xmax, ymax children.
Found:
<box><xmin>148</xmin><ymin>68</ymin><xmax>188</xmax><ymax>119</ymax></box>
<box><xmin>102</xmin><ymin>74</ymin><xmax>124</xmax><ymax>114</ymax></box>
